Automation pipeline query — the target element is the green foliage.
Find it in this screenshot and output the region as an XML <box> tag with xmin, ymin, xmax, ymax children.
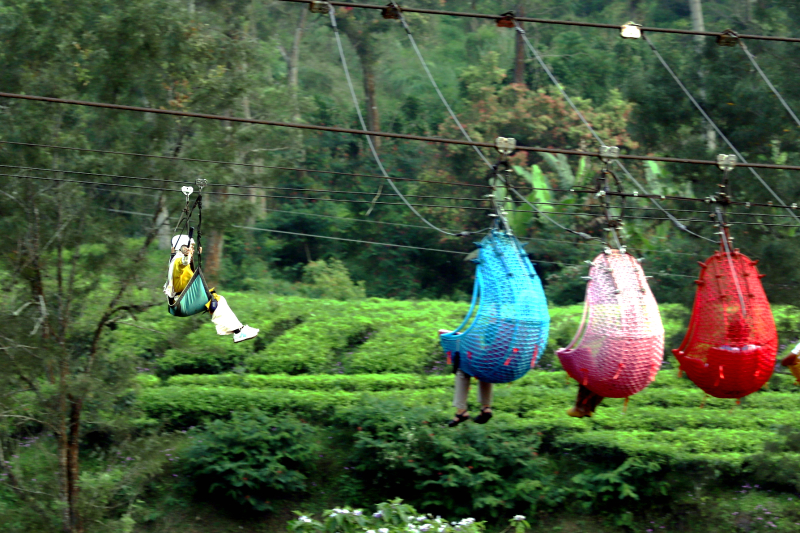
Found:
<box><xmin>333</xmin><ymin>398</ymin><xmax>560</xmax><ymax>517</ymax></box>
<box><xmin>746</xmin><ymin>426</ymin><xmax>800</xmax><ymax>492</ymax></box>
<box><xmin>166</xmin><ymin>373</ymin><xmax>453</xmax><ymax>391</ymax></box>
<box><xmin>299</xmin><ymin>259</ymin><xmax>367</xmax><ymax>300</ymax></box>
<box><xmin>182</xmin><ymin>411</ymin><xmax>320</xmax><ymax>512</ymax></box>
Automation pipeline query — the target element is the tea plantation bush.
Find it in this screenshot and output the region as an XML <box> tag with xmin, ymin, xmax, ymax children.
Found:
<box><xmin>182</xmin><ymin>411</ymin><xmax>320</xmax><ymax>512</ymax></box>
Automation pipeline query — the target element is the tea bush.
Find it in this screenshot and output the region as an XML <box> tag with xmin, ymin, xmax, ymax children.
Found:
<box><xmin>182</xmin><ymin>411</ymin><xmax>320</xmax><ymax>512</ymax></box>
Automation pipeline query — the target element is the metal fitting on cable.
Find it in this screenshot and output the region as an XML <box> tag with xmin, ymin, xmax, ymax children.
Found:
<box><xmin>382</xmin><ymin>3</ymin><xmax>401</xmax><ymax>19</ymax></box>
<box><xmin>496</xmin><ymin>11</ymin><xmax>515</xmax><ymax>28</ymax></box>
<box><xmin>620</xmin><ymin>21</ymin><xmax>642</xmax><ymax>39</ymax></box>
<box><xmin>309</xmin><ymin>1</ymin><xmax>330</xmax><ymax>14</ymax></box>
<box><xmin>717</xmin><ymin>29</ymin><xmax>739</xmax><ymax>47</ymax></box>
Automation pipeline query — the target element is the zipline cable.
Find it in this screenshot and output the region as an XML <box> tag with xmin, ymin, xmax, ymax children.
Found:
<box><xmin>286</xmin><ymin>0</ymin><xmax>800</xmax><ymax>43</ymax></box>
<box><xmin>643</xmin><ymin>33</ymin><xmax>800</xmax><ymax>226</ymax></box>
<box><xmin>0</xmin><ymin>140</ymin><xmax>497</xmax><ymax>191</ymax></box>
<box><xmin>739</xmin><ymin>41</ymin><xmax>800</xmax><ymax>130</ymax></box>
<box><xmin>515</xmin><ymin>22</ymin><xmax>716</xmax><ymax>244</ymax></box>
<box><xmin>3</xmin><ymin>92</ymin><xmax>800</xmax><ymax>171</ymax></box>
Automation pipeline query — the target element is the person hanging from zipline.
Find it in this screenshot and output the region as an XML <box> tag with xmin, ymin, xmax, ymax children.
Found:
<box><xmin>164</xmin><ymin>234</ymin><xmax>259</xmax><ymax>343</ymax></box>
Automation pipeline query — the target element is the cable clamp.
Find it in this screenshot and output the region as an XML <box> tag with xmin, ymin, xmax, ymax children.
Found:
<box><xmin>632</xmin><ymin>191</ymin><xmax>639</xmax><ymax>196</ymax></box>
<box><xmin>181</xmin><ymin>186</ymin><xmax>194</xmax><ymax>199</ymax></box>
<box><xmin>716</xmin><ymin>154</ymin><xmax>737</xmax><ymax>172</ymax></box>
<box><xmin>497</xmin><ymin>11</ymin><xmax>516</xmax><ymax>28</ymax></box>
<box><xmin>309</xmin><ymin>1</ymin><xmax>330</xmax><ymax>14</ymax></box>
<box><xmin>495</xmin><ymin>136</ymin><xmax>517</xmax><ymax>156</ymax></box>
<box><xmin>717</xmin><ymin>29</ymin><xmax>739</xmax><ymax>47</ymax></box>
<box><xmin>599</xmin><ymin>145</ymin><xmax>620</xmax><ymax>163</ymax></box>
<box><xmin>620</xmin><ymin>21</ymin><xmax>642</xmax><ymax>39</ymax></box>
<box><xmin>596</xmin><ymin>190</ymin><xmax>607</xmax><ymax>198</ymax></box>
<box><xmin>792</xmin><ymin>203</ymin><xmax>798</xmax><ymax>210</ymax></box>
<box><xmin>195</xmin><ymin>178</ymin><xmax>208</xmax><ymax>191</ymax></box>
<box><xmin>382</xmin><ymin>3</ymin><xmax>401</xmax><ymax>19</ymax></box>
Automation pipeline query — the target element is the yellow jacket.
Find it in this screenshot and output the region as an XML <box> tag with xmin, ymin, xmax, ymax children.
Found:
<box><xmin>173</xmin><ymin>257</ymin><xmax>194</xmax><ymax>294</ymax></box>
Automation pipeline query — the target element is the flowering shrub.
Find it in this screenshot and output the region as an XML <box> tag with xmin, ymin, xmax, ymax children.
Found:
<box><xmin>289</xmin><ymin>499</ymin><xmax>498</xmax><ymax>533</ymax></box>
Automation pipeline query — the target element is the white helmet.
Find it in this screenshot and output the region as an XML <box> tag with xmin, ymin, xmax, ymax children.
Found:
<box><xmin>171</xmin><ymin>235</ymin><xmax>196</xmax><ymax>250</ymax></box>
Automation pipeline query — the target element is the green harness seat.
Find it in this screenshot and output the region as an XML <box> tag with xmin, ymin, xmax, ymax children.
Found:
<box><xmin>168</xmin><ymin>267</ymin><xmax>212</xmax><ymax>317</ymax></box>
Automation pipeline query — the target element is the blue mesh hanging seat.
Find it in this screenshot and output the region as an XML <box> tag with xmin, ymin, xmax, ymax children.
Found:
<box><xmin>168</xmin><ymin>267</ymin><xmax>213</xmax><ymax>317</ymax></box>
<box><xmin>439</xmin><ymin>230</ymin><xmax>550</xmax><ymax>384</ymax></box>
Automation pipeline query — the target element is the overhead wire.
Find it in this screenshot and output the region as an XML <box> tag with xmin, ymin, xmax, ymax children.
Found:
<box><xmin>9</xmin><ymin>171</ymin><xmax>795</xmax><ymax>227</ymax></box>
<box><xmin>94</xmin><ymin>186</ymin><xmax>708</xmax><ymax>258</ymax></box>
<box><xmin>642</xmin><ymin>33</ymin><xmax>800</xmax><ymax>226</ymax></box>
<box><xmin>4</xmin><ymin>91</ymin><xmax>800</xmax><ymax>171</ymax></box>
<box><xmin>0</xmin><ymin>139</ymin><xmax>497</xmax><ymax>191</ymax></box>
<box><xmin>284</xmin><ymin>0</ymin><xmax>800</xmax><ymax>43</ymax></box>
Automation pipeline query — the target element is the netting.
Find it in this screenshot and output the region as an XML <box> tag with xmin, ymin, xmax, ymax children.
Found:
<box><xmin>557</xmin><ymin>249</ymin><xmax>665</xmax><ymax>398</ymax></box>
<box><xmin>673</xmin><ymin>248</ymin><xmax>777</xmax><ymax>398</ymax></box>
<box><xmin>439</xmin><ymin>230</ymin><xmax>550</xmax><ymax>384</ymax></box>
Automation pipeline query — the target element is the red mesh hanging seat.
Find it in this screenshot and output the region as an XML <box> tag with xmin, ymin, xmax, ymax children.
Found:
<box><xmin>557</xmin><ymin>249</ymin><xmax>665</xmax><ymax>398</ymax></box>
<box><xmin>673</xmin><ymin>248</ymin><xmax>777</xmax><ymax>398</ymax></box>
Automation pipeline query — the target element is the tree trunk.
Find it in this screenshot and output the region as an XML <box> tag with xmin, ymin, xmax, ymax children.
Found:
<box><xmin>688</xmin><ymin>0</ymin><xmax>716</xmax><ymax>152</ymax></box>
<box><xmin>361</xmin><ymin>52</ymin><xmax>381</xmax><ymax>149</ymax></box>
<box><xmin>67</xmin><ymin>397</ymin><xmax>83</xmax><ymax>533</ymax></box>
<box><xmin>514</xmin><ymin>3</ymin><xmax>526</xmax><ymax>86</ymax></box>
<box><xmin>155</xmin><ymin>203</ymin><xmax>172</xmax><ymax>250</ymax></box>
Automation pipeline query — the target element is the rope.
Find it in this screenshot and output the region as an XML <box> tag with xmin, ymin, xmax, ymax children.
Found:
<box><xmin>643</xmin><ymin>33</ymin><xmax>800</xmax><ymax>226</ymax></box>
<box><xmin>394</xmin><ymin>5</ymin><xmax>593</xmax><ymax>239</ymax></box>
<box><xmin>394</xmin><ymin>4</ymin><xmax>493</xmax><ymax>168</ymax></box>
<box><xmin>516</xmin><ymin>22</ymin><xmax>716</xmax><ymax>244</ymax></box>
<box><xmin>328</xmin><ymin>8</ymin><xmax>474</xmax><ymax>237</ymax></box>
<box><xmin>739</xmin><ymin>41</ymin><xmax>800</xmax><ymax>129</ymax></box>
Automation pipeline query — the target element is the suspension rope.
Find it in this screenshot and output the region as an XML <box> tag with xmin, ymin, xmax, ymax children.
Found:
<box><xmin>516</xmin><ymin>22</ymin><xmax>716</xmax><ymax>244</ymax></box>
<box><xmin>643</xmin><ymin>33</ymin><xmax>800</xmax><ymax>226</ymax></box>
<box><xmin>328</xmin><ymin>8</ymin><xmax>476</xmax><ymax>236</ymax></box>
<box><xmin>739</xmin><ymin>41</ymin><xmax>800</xmax><ymax>129</ymax></box>
<box><xmin>393</xmin><ymin>5</ymin><xmax>595</xmax><ymax>239</ymax></box>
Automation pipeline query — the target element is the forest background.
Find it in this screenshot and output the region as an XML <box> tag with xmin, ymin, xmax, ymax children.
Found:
<box><xmin>2</xmin><ymin>0</ymin><xmax>800</xmax><ymax>532</ymax></box>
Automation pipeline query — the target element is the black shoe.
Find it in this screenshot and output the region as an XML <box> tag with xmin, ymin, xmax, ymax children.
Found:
<box><xmin>448</xmin><ymin>412</ymin><xmax>470</xmax><ymax>427</ymax></box>
<box><xmin>473</xmin><ymin>408</ymin><xmax>493</xmax><ymax>424</ymax></box>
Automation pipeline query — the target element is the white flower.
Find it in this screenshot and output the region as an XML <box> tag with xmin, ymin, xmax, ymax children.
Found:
<box><xmin>438</xmin><ymin>528</ymin><xmax>446</xmax><ymax>533</ymax></box>
<box><xmin>374</xmin><ymin>512</ymin><xmax>384</xmax><ymax>519</ymax></box>
<box><xmin>380</xmin><ymin>528</ymin><xmax>389</xmax><ymax>533</ymax></box>
<box><xmin>340</xmin><ymin>510</ymin><xmax>351</xmax><ymax>514</ymax></box>
<box><xmin>367</xmin><ymin>530</ymin><xmax>376</xmax><ymax>533</ymax></box>
<box><xmin>420</xmin><ymin>525</ymin><xmax>432</xmax><ymax>531</ymax></box>
<box><xmin>299</xmin><ymin>516</ymin><xmax>313</xmax><ymax>523</ymax></box>
<box><xmin>416</xmin><ymin>517</ymin><xmax>427</xmax><ymax>522</ymax></box>
<box><xmin>354</xmin><ymin>511</ymin><xmax>363</xmax><ymax>516</ymax></box>
<box><xmin>513</xmin><ymin>515</ymin><xmax>526</xmax><ymax>522</ymax></box>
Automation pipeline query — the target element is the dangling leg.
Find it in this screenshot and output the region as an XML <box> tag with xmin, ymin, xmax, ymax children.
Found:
<box><xmin>473</xmin><ymin>380</ymin><xmax>494</xmax><ymax>424</ymax></box>
<box><xmin>208</xmin><ymin>294</ymin><xmax>259</xmax><ymax>342</ymax></box>
<box><xmin>449</xmin><ymin>369</ymin><xmax>471</xmax><ymax>427</ymax></box>
<box><xmin>568</xmin><ymin>384</ymin><xmax>604</xmax><ymax>418</ymax></box>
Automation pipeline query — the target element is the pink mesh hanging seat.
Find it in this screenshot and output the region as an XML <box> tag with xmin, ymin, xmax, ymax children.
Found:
<box><xmin>672</xmin><ymin>248</ymin><xmax>777</xmax><ymax>399</ymax></box>
<box><xmin>557</xmin><ymin>249</ymin><xmax>665</xmax><ymax>398</ymax></box>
